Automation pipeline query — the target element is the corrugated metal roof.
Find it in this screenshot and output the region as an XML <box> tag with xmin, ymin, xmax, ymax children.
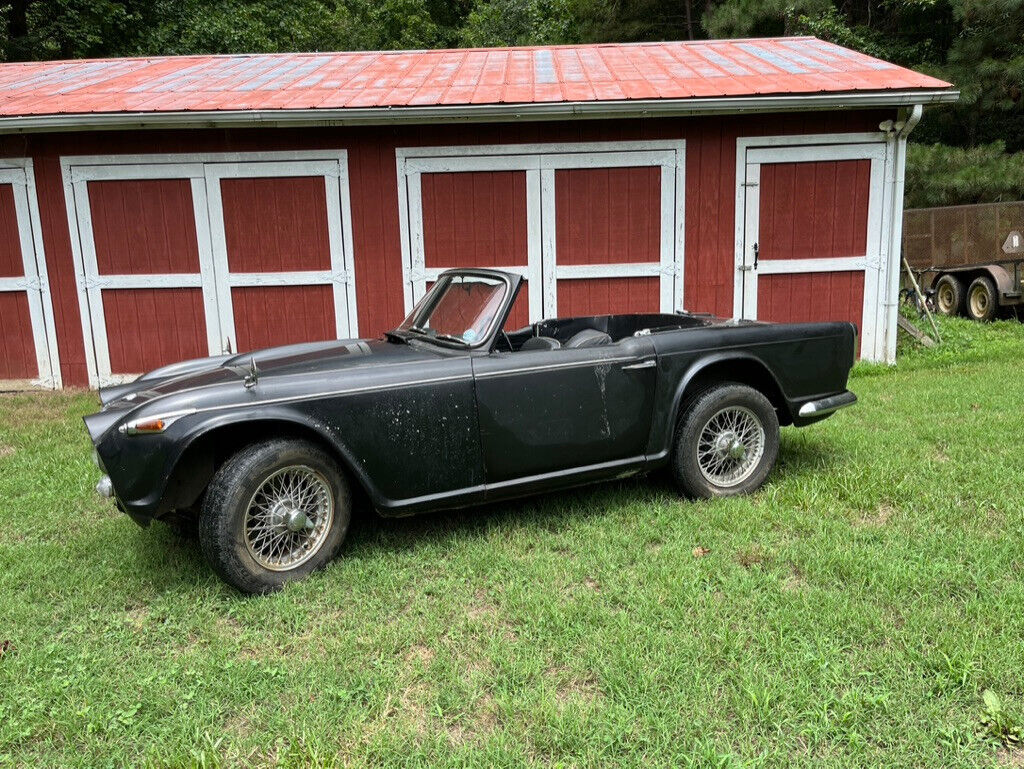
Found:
<box><xmin>0</xmin><ymin>38</ymin><xmax>952</xmax><ymax>119</ymax></box>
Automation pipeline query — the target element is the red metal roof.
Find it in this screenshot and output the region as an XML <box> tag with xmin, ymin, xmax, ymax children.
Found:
<box><xmin>0</xmin><ymin>38</ymin><xmax>952</xmax><ymax>119</ymax></box>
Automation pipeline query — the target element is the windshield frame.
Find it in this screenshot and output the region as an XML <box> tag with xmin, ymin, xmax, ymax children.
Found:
<box><xmin>392</xmin><ymin>269</ymin><xmax>523</xmax><ymax>351</ymax></box>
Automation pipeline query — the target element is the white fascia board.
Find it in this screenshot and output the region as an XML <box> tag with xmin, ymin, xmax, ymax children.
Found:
<box><xmin>0</xmin><ymin>89</ymin><xmax>959</xmax><ymax>134</ymax></box>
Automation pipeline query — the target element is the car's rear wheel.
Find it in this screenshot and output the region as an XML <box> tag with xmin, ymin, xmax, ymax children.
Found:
<box><xmin>966</xmin><ymin>276</ymin><xmax>997</xmax><ymax>322</ymax></box>
<box><xmin>671</xmin><ymin>383</ymin><xmax>780</xmax><ymax>499</ymax></box>
<box><xmin>934</xmin><ymin>274</ymin><xmax>964</xmax><ymax>316</ymax></box>
<box><xmin>199</xmin><ymin>439</ymin><xmax>350</xmax><ymax>594</ymax></box>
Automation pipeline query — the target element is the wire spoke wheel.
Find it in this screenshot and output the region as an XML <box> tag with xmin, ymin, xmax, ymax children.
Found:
<box><xmin>695</xmin><ymin>406</ymin><xmax>766</xmax><ymax>488</ymax></box>
<box><xmin>243</xmin><ymin>465</ymin><xmax>334</xmax><ymax>571</ymax></box>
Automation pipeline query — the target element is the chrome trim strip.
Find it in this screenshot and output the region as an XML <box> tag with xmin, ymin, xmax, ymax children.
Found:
<box><xmin>485</xmin><ymin>455</ymin><xmax>647</xmax><ymax>493</ymax></box>
<box><xmin>180</xmin><ymin>373</ymin><xmax>474</xmax><ymax>419</ymax></box>
<box><xmin>622</xmin><ymin>359</ymin><xmax>657</xmax><ymax>370</ymax></box>
<box><xmin>474</xmin><ymin>355</ymin><xmax>636</xmax><ymax>378</ymax></box>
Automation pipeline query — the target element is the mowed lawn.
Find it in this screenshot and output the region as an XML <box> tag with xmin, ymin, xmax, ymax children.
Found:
<box><xmin>1</xmin><ymin>316</ymin><xmax>1022</xmax><ymax>768</ymax></box>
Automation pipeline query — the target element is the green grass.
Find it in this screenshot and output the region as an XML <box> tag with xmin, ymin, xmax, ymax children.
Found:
<box><xmin>2</xmin><ymin>315</ymin><xmax>1023</xmax><ymax>768</ymax></box>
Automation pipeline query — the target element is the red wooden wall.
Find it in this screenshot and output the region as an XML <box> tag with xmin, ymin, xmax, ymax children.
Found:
<box><xmin>0</xmin><ymin>110</ymin><xmax>888</xmax><ymax>386</ymax></box>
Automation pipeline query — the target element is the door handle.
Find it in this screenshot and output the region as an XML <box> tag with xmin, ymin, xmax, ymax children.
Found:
<box><xmin>622</xmin><ymin>359</ymin><xmax>656</xmax><ymax>371</ymax></box>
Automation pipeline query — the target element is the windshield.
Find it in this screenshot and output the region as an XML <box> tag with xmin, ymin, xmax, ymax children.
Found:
<box><xmin>396</xmin><ymin>274</ymin><xmax>509</xmax><ymax>346</ymax></box>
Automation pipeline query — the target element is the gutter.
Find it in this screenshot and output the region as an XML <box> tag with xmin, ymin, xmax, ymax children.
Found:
<box><xmin>0</xmin><ymin>88</ymin><xmax>959</xmax><ymax>134</ymax></box>
<box><xmin>882</xmin><ymin>102</ymin><xmax>924</xmax><ymax>362</ymax></box>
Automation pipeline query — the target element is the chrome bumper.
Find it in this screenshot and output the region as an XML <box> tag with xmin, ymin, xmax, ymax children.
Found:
<box><xmin>797</xmin><ymin>390</ymin><xmax>858</xmax><ymax>418</ymax></box>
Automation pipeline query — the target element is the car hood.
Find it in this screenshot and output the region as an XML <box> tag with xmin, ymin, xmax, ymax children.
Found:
<box><xmin>84</xmin><ymin>337</ymin><xmax>451</xmax><ymax>442</ymax></box>
<box><xmin>101</xmin><ymin>338</ymin><xmax>447</xmax><ymax>404</ymax></box>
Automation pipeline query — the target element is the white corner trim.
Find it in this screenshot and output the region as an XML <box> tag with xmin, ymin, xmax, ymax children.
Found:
<box><xmin>0</xmin><ymin>158</ymin><xmax>61</xmax><ymax>388</ymax></box>
<box><xmin>733</xmin><ymin>133</ymin><xmax>892</xmax><ymax>361</ymax></box>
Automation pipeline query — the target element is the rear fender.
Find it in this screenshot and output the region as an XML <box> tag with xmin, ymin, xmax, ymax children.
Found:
<box><xmin>651</xmin><ymin>352</ymin><xmax>790</xmax><ymax>461</ymax></box>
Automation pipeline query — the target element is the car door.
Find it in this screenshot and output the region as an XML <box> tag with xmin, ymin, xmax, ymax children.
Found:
<box><xmin>471</xmin><ymin>334</ymin><xmax>657</xmax><ymax>486</ymax></box>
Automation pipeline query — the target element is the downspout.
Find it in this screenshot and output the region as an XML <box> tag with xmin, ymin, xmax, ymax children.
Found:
<box><xmin>883</xmin><ymin>103</ymin><xmax>923</xmax><ymax>363</ymax></box>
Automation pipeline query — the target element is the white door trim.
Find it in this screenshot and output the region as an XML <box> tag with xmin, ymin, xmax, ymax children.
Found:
<box><xmin>202</xmin><ymin>158</ymin><xmax>358</xmax><ymax>353</ymax></box>
<box><xmin>733</xmin><ymin>134</ymin><xmax>892</xmax><ymax>361</ymax></box>
<box><xmin>0</xmin><ymin>159</ymin><xmax>60</xmax><ymax>388</ymax></box>
<box><xmin>61</xmin><ymin>150</ymin><xmax>357</xmax><ymax>387</ymax></box>
<box><xmin>396</xmin><ymin>140</ymin><xmax>685</xmax><ymax>321</ymax></box>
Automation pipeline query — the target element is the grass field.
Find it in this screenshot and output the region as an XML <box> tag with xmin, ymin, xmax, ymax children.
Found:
<box><xmin>1</xmin><ymin>315</ymin><xmax>1023</xmax><ymax>768</ymax></box>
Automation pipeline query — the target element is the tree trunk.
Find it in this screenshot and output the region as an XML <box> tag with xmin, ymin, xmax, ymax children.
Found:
<box><xmin>6</xmin><ymin>0</ymin><xmax>31</xmax><ymax>61</ymax></box>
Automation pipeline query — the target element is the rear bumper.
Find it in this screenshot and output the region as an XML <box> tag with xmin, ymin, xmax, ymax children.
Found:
<box><xmin>794</xmin><ymin>390</ymin><xmax>857</xmax><ymax>425</ymax></box>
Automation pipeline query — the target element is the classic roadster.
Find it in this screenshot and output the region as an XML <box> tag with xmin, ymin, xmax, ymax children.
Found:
<box><xmin>85</xmin><ymin>268</ymin><xmax>857</xmax><ymax>593</ymax></box>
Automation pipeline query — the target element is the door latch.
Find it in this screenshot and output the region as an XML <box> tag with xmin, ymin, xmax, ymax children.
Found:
<box><xmin>752</xmin><ymin>241</ymin><xmax>759</xmax><ymax>270</ymax></box>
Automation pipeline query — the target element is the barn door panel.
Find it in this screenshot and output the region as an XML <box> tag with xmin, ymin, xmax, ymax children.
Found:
<box><xmin>405</xmin><ymin>157</ymin><xmax>541</xmax><ymax>328</ymax></box>
<box><xmin>737</xmin><ymin>143</ymin><xmax>886</xmax><ymax>358</ymax></box>
<box><xmin>400</xmin><ymin>142</ymin><xmax>684</xmax><ymax>326</ymax></box>
<box><xmin>204</xmin><ymin>160</ymin><xmax>357</xmax><ymax>354</ymax></box>
<box><xmin>542</xmin><ymin>151</ymin><xmax>679</xmax><ymax>318</ymax></box>
<box><xmin>69</xmin><ymin>165</ymin><xmax>221</xmax><ymax>385</ymax></box>
<box><xmin>0</xmin><ymin>166</ymin><xmax>58</xmax><ymax>387</ymax></box>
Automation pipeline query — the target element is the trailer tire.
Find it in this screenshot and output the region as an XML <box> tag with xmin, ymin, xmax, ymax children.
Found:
<box><xmin>934</xmin><ymin>274</ymin><xmax>964</xmax><ymax>316</ymax></box>
<box><xmin>966</xmin><ymin>276</ymin><xmax>997</xmax><ymax>322</ymax></box>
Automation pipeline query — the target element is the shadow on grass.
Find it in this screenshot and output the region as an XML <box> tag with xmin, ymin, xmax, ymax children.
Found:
<box><xmin>115</xmin><ymin>432</ymin><xmax>840</xmax><ymax>595</ymax></box>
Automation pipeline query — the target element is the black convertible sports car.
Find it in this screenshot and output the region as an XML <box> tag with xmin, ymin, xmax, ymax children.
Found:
<box><xmin>85</xmin><ymin>268</ymin><xmax>857</xmax><ymax>593</ymax></box>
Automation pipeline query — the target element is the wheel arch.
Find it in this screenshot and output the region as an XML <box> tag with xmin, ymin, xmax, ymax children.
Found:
<box><xmin>935</xmin><ymin>265</ymin><xmax>1014</xmax><ymax>304</ymax></box>
<box><xmin>669</xmin><ymin>354</ymin><xmax>792</xmax><ymax>434</ymax></box>
<box><xmin>161</xmin><ymin>412</ymin><xmax>377</xmax><ymax>516</ymax></box>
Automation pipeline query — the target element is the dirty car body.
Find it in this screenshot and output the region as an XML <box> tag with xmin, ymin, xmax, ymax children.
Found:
<box><xmin>85</xmin><ymin>268</ymin><xmax>857</xmax><ymax>592</ymax></box>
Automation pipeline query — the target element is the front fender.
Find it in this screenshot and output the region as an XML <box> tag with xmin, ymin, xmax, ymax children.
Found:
<box><xmin>102</xmin><ymin>405</ymin><xmax>381</xmax><ymax>520</ymax></box>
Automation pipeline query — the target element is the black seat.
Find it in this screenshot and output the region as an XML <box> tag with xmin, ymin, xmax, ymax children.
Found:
<box><xmin>520</xmin><ymin>335</ymin><xmax>561</xmax><ymax>351</ymax></box>
<box><xmin>563</xmin><ymin>328</ymin><xmax>612</xmax><ymax>349</ymax></box>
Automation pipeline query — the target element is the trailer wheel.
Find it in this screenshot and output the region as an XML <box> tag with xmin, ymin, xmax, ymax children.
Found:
<box><xmin>934</xmin><ymin>275</ymin><xmax>964</xmax><ymax>316</ymax></box>
<box><xmin>966</xmin><ymin>276</ymin><xmax>997</xmax><ymax>322</ymax></box>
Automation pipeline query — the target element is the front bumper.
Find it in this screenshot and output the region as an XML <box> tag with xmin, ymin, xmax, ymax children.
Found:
<box><xmin>796</xmin><ymin>390</ymin><xmax>857</xmax><ymax>421</ymax></box>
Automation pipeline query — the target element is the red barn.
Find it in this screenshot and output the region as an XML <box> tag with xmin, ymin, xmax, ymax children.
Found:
<box><xmin>0</xmin><ymin>38</ymin><xmax>955</xmax><ymax>388</ymax></box>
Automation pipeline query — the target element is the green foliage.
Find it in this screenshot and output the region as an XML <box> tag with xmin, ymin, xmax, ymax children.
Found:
<box><xmin>980</xmin><ymin>689</ymin><xmax>1023</xmax><ymax>747</ymax></box>
<box><xmin>459</xmin><ymin>0</ymin><xmax>576</xmax><ymax>47</ymax></box>
<box><xmin>904</xmin><ymin>141</ymin><xmax>1024</xmax><ymax>207</ymax></box>
<box><xmin>703</xmin><ymin>0</ymin><xmax>832</xmax><ymax>39</ymax></box>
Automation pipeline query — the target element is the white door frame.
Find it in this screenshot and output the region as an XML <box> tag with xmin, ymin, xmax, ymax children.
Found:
<box><xmin>396</xmin><ymin>140</ymin><xmax>686</xmax><ymax>321</ymax></box>
<box><xmin>733</xmin><ymin>133</ymin><xmax>894</xmax><ymax>361</ymax></box>
<box><xmin>203</xmin><ymin>159</ymin><xmax>358</xmax><ymax>351</ymax></box>
<box><xmin>61</xmin><ymin>150</ymin><xmax>357</xmax><ymax>387</ymax></box>
<box><xmin>0</xmin><ymin>159</ymin><xmax>60</xmax><ymax>388</ymax></box>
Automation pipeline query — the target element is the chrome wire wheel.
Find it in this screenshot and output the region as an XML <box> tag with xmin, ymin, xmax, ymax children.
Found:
<box><xmin>243</xmin><ymin>465</ymin><xmax>334</xmax><ymax>571</ymax></box>
<box><xmin>696</xmin><ymin>406</ymin><xmax>766</xmax><ymax>488</ymax></box>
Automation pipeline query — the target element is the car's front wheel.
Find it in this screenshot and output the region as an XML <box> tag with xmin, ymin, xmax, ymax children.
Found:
<box><xmin>199</xmin><ymin>439</ymin><xmax>351</xmax><ymax>594</ymax></box>
<box><xmin>671</xmin><ymin>383</ymin><xmax>780</xmax><ymax>499</ymax></box>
